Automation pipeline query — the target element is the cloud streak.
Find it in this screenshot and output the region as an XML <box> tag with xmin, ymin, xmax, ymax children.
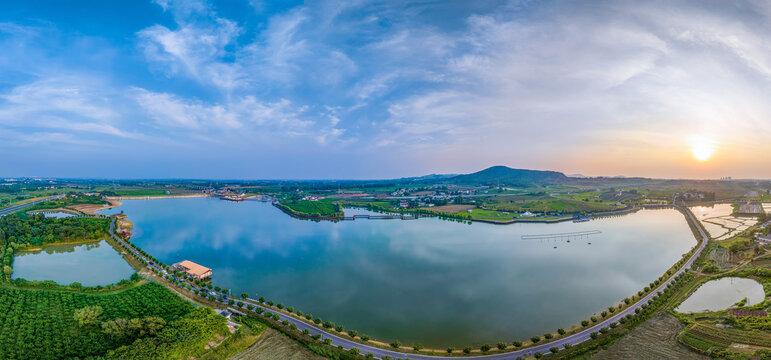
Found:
<box><xmin>0</xmin><ymin>0</ymin><xmax>770</xmax><ymax>178</ymax></box>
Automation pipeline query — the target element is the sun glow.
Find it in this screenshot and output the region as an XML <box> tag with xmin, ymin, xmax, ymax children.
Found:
<box><xmin>690</xmin><ymin>135</ymin><xmax>715</xmax><ymax>162</ymax></box>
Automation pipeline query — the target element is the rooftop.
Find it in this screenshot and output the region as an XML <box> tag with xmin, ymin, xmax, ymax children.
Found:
<box><xmin>177</xmin><ymin>260</ymin><xmax>212</xmax><ymax>276</ymax></box>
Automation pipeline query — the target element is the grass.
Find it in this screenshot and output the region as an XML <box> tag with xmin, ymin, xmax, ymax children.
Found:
<box><xmin>592</xmin><ymin>313</ymin><xmax>702</xmax><ymax>360</ymax></box>
<box><xmin>480</xmin><ymin>194</ymin><xmax>619</xmax><ymax>213</ymax></box>
<box><xmin>199</xmin><ymin>320</ymin><xmax>265</xmax><ymax>360</ymax></box>
<box><xmin>468</xmin><ymin>208</ymin><xmax>516</xmax><ymax>220</ymax></box>
<box><xmin>683</xmin><ymin>322</ymin><xmax>771</xmax><ymax>348</ymax></box>
<box><xmin>278</xmin><ymin>199</ymin><xmax>342</xmax><ymax>217</ymax></box>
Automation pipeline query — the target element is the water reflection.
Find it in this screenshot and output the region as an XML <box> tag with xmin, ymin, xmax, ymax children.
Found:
<box><xmin>102</xmin><ymin>197</ymin><xmax>696</xmax><ymax>347</ymax></box>
<box><xmin>13</xmin><ymin>240</ymin><xmax>135</xmax><ymax>286</ymax></box>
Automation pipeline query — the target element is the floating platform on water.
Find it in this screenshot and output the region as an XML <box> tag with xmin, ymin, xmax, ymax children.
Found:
<box><xmin>521</xmin><ymin>230</ymin><xmax>602</xmax><ymax>240</ymax></box>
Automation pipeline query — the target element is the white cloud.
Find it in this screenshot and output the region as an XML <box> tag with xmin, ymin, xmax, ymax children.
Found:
<box><xmin>132</xmin><ymin>87</ymin><xmax>311</xmax><ymax>134</ymax></box>
<box><xmin>0</xmin><ymin>76</ymin><xmax>143</xmax><ymax>140</ymax></box>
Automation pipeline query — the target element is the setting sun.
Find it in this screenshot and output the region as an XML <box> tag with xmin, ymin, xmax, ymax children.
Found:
<box><xmin>690</xmin><ymin>135</ymin><xmax>716</xmax><ymax>162</ymax></box>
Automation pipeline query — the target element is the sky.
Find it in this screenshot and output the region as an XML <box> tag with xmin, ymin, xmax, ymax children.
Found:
<box><xmin>0</xmin><ymin>0</ymin><xmax>769</xmax><ymax>180</ymax></box>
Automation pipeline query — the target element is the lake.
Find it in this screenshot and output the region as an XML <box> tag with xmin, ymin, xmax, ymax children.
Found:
<box><xmin>12</xmin><ymin>240</ymin><xmax>135</xmax><ymax>286</ymax></box>
<box><xmin>32</xmin><ymin>211</ymin><xmax>76</xmax><ymax>218</ymax></box>
<box><xmin>675</xmin><ymin>277</ymin><xmax>765</xmax><ymax>313</ymax></box>
<box><xmin>102</xmin><ymin>197</ymin><xmax>696</xmax><ymax>347</ymax></box>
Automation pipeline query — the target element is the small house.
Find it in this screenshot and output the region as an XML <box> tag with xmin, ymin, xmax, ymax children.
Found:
<box><xmin>174</xmin><ymin>260</ymin><xmax>212</xmax><ymax>279</ymax></box>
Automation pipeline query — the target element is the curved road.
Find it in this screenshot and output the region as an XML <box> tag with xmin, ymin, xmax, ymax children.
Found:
<box><xmin>112</xmin><ymin>205</ymin><xmax>708</xmax><ymax>359</ymax></box>
<box><xmin>0</xmin><ymin>195</ymin><xmax>64</xmax><ymax>217</ymax></box>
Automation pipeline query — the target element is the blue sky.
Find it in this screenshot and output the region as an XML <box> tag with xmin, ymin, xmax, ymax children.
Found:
<box><xmin>1</xmin><ymin>0</ymin><xmax>769</xmax><ymax>179</ymax></box>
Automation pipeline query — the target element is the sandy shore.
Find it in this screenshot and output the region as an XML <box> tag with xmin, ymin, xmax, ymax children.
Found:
<box><xmin>70</xmin><ymin>198</ymin><xmax>123</xmax><ymax>215</ymax></box>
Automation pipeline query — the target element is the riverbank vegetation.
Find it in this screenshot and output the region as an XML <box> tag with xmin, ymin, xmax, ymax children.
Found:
<box><xmin>0</xmin><ymin>213</ymin><xmax>110</xmax><ymax>281</ymax></box>
<box><xmin>661</xmin><ymin>211</ymin><xmax>771</xmax><ymax>359</ymax></box>
<box><xmin>26</xmin><ymin>194</ymin><xmax>107</xmax><ymax>211</ymax></box>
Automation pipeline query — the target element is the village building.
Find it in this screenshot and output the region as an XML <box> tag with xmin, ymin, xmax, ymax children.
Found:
<box><xmin>756</xmin><ymin>234</ymin><xmax>771</xmax><ymax>246</ymax></box>
<box><xmin>174</xmin><ymin>260</ymin><xmax>212</xmax><ymax>279</ymax></box>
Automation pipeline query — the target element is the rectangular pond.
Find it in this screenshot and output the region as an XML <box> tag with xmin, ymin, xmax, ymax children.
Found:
<box><xmin>102</xmin><ymin>197</ymin><xmax>697</xmax><ymax>347</ymax></box>
<box><xmin>12</xmin><ymin>240</ymin><xmax>136</xmax><ymax>287</ymax></box>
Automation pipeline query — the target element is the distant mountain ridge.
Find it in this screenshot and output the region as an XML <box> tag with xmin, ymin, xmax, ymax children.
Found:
<box><xmin>448</xmin><ymin>166</ymin><xmax>569</xmax><ymax>186</ymax></box>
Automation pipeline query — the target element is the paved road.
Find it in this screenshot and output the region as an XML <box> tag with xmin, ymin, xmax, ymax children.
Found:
<box><xmin>0</xmin><ymin>195</ymin><xmax>64</xmax><ymax>217</ymax></box>
<box><xmin>112</xmin><ymin>205</ymin><xmax>708</xmax><ymax>359</ymax></box>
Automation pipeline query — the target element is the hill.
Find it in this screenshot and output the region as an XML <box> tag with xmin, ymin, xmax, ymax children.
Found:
<box><xmin>448</xmin><ymin>166</ymin><xmax>569</xmax><ymax>186</ymax></box>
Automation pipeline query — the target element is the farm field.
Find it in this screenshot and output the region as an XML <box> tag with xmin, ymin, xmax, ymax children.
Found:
<box><xmin>230</xmin><ymin>328</ymin><xmax>324</xmax><ymax>360</ymax></box>
<box><xmin>680</xmin><ymin>322</ymin><xmax>771</xmax><ymax>350</ymax></box>
<box><xmin>424</xmin><ymin>204</ymin><xmax>475</xmax><ymax>213</ymax></box>
<box><xmin>468</xmin><ymin>208</ymin><xmax>517</xmax><ymax>220</ymax></box>
<box><xmin>481</xmin><ymin>193</ymin><xmax>619</xmax><ymax>213</ymax></box>
<box><xmin>592</xmin><ymin>313</ymin><xmax>703</xmax><ymax>360</ymax></box>
<box><xmin>0</xmin><ymin>282</ymin><xmax>194</xmax><ymax>359</ymax></box>
<box><xmin>277</xmin><ymin>199</ymin><xmax>341</xmax><ymax>217</ymax></box>
<box><xmin>690</xmin><ymin>204</ymin><xmax>757</xmax><ymax>240</ymax></box>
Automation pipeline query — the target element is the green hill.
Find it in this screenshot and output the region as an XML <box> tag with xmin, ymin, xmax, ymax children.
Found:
<box><xmin>448</xmin><ymin>166</ymin><xmax>569</xmax><ymax>187</ymax></box>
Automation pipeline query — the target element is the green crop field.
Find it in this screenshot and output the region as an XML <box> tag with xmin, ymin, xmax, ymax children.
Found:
<box><xmin>481</xmin><ymin>194</ymin><xmax>618</xmax><ymax>213</ymax></box>
<box><xmin>0</xmin><ymin>282</ymin><xmax>195</xmax><ymax>359</ymax></box>
<box><xmin>681</xmin><ymin>323</ymin><xmax>771</xmax><ymax>349</ymax></box>
<box><xmin>468</xmin><ymin>208</ymin><xmax>516</xmax><ymax>220</ymax></box>
<box><xmin>278</xmin><ymin>199</ymin><xmax>342</xmax><ymax>217</ymax></box>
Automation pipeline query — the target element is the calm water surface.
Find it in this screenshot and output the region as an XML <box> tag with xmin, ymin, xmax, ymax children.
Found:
<box><xmin>36</xmin><ymin>211</ymin><xmax>76</xmax><ymax>218</ymax></box>
<box><xmin>676</xmin><ymin>277</ymin><xmax>765</xmax><ymax>313</ymax></box>
<box><xmin>103</xmin><ymin>198</ymin><xmax>696</xmax><ymax>347</ymax></box>
<box><xmin>13</xmin><ymin>240</ymin><xmax>135</xmax><ymax>286</ymax></box>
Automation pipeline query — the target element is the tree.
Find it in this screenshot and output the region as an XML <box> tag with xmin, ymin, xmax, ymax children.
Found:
<box><xmin>390</xmin><ymin>340</ymin><xmax>401</xmax><ymax>348</ymax></box>
<box><xmin>446</xmin><ymin>347</ymin><xmax>454</xmax><ymax>353</ymax></box>
<box><xmin>74</xmin><ymin>306</ymin><xmax>103</xmax><ymax>327</ymax></box>
<box><xmin>463</xmin><ymin>347</ymin><xmax>472</xmax><ymax>354</ymax></box>
<box><xmin>557</xmin><ymin>328</ymin><xmax>566</xmax><ymax>335</ymax></box>
<box><xmin>480</xmin><ymin>344</ymin><xmax>491</xmax><ymax>352</ymax></box>
<box><xmin>241</xmin><ymin>293</ymin><xmax>248</xmax><ymax>299</ymax></box>
<box><xmin>512</xmin><ymin>340</ymin><xmax>522</xmax><ymax>347</ymax></box>
<box><xmin>530</xmin><ymin>336</ymin><xmax>540</xmax><ymax>343</ymax></box>
<box><xmin>497</xmin><ymin>342</ymin><xmax>507</xmax><ymax>350</ymax></box>
<box><xmin>550</xmin><ymin>347</ymin><xmax>559</xmax><ymax>354</ymax></box>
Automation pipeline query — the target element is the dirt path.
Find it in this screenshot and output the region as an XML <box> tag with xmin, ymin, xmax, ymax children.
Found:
<box><xmin>591</xmin><ymin>313</ymin><xmax>707</xmax><ymax>359</ymax></box>
<box><xmin>228</xmin><ymin>328</ymin><xmax>323</xmax><ymax>360</ymax></box>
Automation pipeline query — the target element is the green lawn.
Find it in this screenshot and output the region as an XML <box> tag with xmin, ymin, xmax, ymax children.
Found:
<box><xmin>468</xmin><ymin>208</ymin><xmax>516</xmax><ymax>220</ymax></box>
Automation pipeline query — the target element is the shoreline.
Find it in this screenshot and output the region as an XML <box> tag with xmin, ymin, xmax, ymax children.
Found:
<box><xmin>107</xmin><ymin>200</ymin><xmax>709</xmax><ymax>358</ymax></box>
<box><xmin>106</xmin><ymin>193</ymin><xmax>211</xmax><ymax>200</ymax></box>
<box><xmin>17</xmin><ymin>238</ymin><xmax>104</xmax><ymax>252</ymax></box>
<box><xmin>275</xmin><ymin>201</ymin><xmax>641</xmax><ymax>224</ymax></box>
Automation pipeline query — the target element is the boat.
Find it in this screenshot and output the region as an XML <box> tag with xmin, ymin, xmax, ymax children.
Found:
<box><xmin>573</xmin><ymin>216</ymin><xmax>592</xmax><ymax>223</ymax></box>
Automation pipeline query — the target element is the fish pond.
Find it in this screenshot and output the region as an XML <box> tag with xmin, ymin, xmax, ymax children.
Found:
<box><xmin>102</xmin><ymin>197</ymin><xmax>697</xmax><ymax>347</ymax></box>
<box><xmin>12</xmin><ymin>240</ymin><xmax>135</xmax><ymax>287</ymax></box>
<box><xmin>675</xmin><ymin>277</ymin><xmax>765</xmax><ymax>313</ymax></box>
